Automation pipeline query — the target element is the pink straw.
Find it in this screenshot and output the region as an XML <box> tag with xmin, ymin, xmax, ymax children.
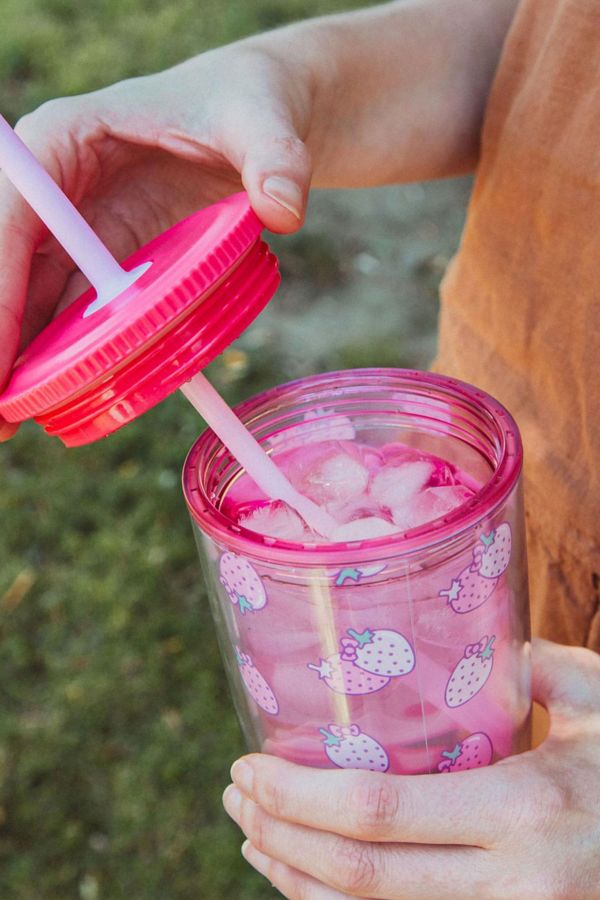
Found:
<box><xmin>0</xmin><ymin>114</ymin><xmax>146</xmax><ymax>308</ymax></box>
<box><xmin>180</xmin><ymin>376</ymin><xmax>336</xmax><ymax>535</ymax></box>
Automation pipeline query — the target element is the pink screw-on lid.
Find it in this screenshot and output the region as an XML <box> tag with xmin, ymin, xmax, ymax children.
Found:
<box><xmin>0</xmin><ymin>192</ymin><xmax>280</xmax><ymax>446</ymax></box>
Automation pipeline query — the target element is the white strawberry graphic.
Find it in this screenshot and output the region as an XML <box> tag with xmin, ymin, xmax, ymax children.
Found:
<box><xmin>334</xmin><ymin>564</ymin><xmax>387</xmax><ymax>587</ymax></box>
<box><xmin>445</xmin><ymin>635</ymin><xmax>496</xmax><ymax>707</ymax></box>
<box><xmin>439</xmin><ymin>565</ymin><xmax>498</xmax><ymax>614</ymax></box>
<box><xmin>320</xmin><ymin>724</ymin><xmax>389</xmax><ymax>772</ymax></box>
<box><xmin>219</xmin><ymin>552</ymin><xmax>267</xmax><ymax>615</ymax></box>
<box><xmin>307</xmin><ymin>653</ymin><xmax>390</xmax><ymax>695</ymax></box>
<box><xmin>473</xmin><ymin>524</ymin><xmax>512</xmax><ymax>579</ymax></box>
<box><xmin>343</xmin><ymin>628</ymin><xmax>415</xmax><ymax>677</ymax></box>
<box><xmin>236</xmin><ymin>647</ymin><xmax>279</xmax><ymax>715</ymax></box>
<box><xmin>438</xmin><ymin>732</ymin><xmax>494</xmax><ymax>772</ymax></box>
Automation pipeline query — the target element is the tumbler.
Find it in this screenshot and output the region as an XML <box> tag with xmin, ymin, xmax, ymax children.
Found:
<box><xmin>183</xmin><ymin>368</ymin><xmax>531</xmax><ymax>776</ymax></box>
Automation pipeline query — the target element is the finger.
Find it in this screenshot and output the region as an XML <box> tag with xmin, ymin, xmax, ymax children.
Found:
<box><xmin>224</xmin><ymin>787</ymin><xmax>486</xmax><ymax>900</ymax></box>
<box><xmin>93</xmin><ymin>73</ymin><xmax>311</xmax><ymax>234</ymax></box>
<box><xmin>230</xmin><ymin>754</ymin><xmax>518</xmax><ymax>846</ymax></box>
<box><xmin>0</xmin><ymin>179</ymin><xmax>46</xmax><ymax>385</ymax></box>
<box><xmin>18</xmin><ymin>241</ymin><xmax>77</xmax><ymax>349</ymax></box>
<box><xmin>0</xmin><ymin>189</ymin><xmax>42</xmax><ymax>441</ymax></box>
<box><xmin>242</xmin><ymin>131</ymin><xmax>311</xmax><ymax>232</ymax></box>
<box><xmin>532</xmin><ymin>637</ymin><xmax>600</xmax><ymax>719</ymax></box>
<box><xmin>220</xmin><ymin>102</ymin><xmax>312</xmax><ymax>233</ymax></box>
<box><xmin>242</xmin><ymin>840</ymin><xmax>352</xmax><ymax>900</ymax></box>
<box><xmin>0</xmin><ymin>100</ymin><xmax>91</xmax><ymax>391</ymax></box>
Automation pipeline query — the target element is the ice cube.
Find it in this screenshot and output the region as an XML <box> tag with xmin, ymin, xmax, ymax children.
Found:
<box><xmin>326</xmin><ymin>492</ymin><xmax>381</xmax><ymax>524</ymax></box>
<box><xmin>331</xmin><ymin>516</ymin><xmax>399</xmax><ymax>542</ymax></box>
<box><xmin>239</xmin><ymin>501</ymin><xmax>308</xmax><ymax>541</ymax></box>
<box><xmin>285</xmin><ymin>442</ymin><xmax>370</xmax><ymax>505</ymax></box>
<box><xmin>369</xmin><ymin>461</ymin><xmax>433</xmax><ymax>509</ymax></box>
<box><xmin>391</xmin><ymin>485</ymin><xmax>474</xmax><ymax>531</ymax></box>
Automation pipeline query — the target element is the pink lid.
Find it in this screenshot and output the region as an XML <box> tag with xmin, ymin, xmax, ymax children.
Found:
<box><xmin>0</xmin><ymin>192</ymin><xmax>280</xmax><ymax>446</ymax></box>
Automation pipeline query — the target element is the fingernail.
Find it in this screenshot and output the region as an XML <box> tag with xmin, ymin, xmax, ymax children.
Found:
<box><xmin>262</xmin><ymin>176</ymin><xmax>303</xmax><ymax>219</ymax></box>
<box><xmin>231</xmin><ymin>759</ymin><xmax>254</xmax><ymax>795</ymax></box>
<box><xmin>222</xmin><ymin>784</ymin><xmax>243</xmax><ymax>821</ymax></box>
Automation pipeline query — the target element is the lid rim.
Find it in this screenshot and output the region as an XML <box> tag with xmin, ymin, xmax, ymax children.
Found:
<box><xmin>0</xmin><ymin>193</ymin><xmax>265</xmax><ymax>425</ymax></box>
<box><xmin>182</xmin><ymin>368</ymin><xmax>523</xmax><ymax>566</ymax></box>
<box><xmin>37</xmin><ymin>242</ymin><xmax>280</xmax><ymax>445</ymax></box>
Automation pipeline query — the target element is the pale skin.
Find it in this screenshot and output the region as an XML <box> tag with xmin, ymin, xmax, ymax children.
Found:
<box><xmin>224</xmin><ymin>640</ymin><xmax>600</xmax><ymax>898</ymax></box>
<box><xmin>0</xmin><ymin>1</ymin><xmax>599</xmax><ymax>896</ymax></box>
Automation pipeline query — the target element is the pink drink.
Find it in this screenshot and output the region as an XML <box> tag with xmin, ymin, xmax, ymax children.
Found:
<box><xmin>184</xmin><ymin>370</ymin><xmax>531</xmax><ymax>775</ymax></box>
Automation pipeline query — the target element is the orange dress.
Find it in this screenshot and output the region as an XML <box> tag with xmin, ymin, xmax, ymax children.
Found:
<box><xmin>434</xmin><ymin>0</ymin><xmax>600</xmax><ymax>650</ymax></box>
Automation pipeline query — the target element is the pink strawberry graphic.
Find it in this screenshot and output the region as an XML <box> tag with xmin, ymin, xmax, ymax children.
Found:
<box><xmin>473</xmin><ymin>523</ymin><xmax>512</xmax><ymax>579</ymax></box>
<box><xmin>236</xmin><ymin>647</ymin><xmax>279</xmax><ymax>715</ymax></box>
<box><xmin>343</xmin><ymin>628</ymin><xmax>415</xmax><ymax>677</ymax></box>
<box><xmin>438</xmin><ymin>732</ymin><xmax>494</xmax><ymax>772</ymax></box>
<box><xmin>307</xmin><ymin>654</ymin><xmax>390</xmax><ymax>695</ymax></box>
<box><xmin>320</xmin><ymin>724</ymin><xmax>389</xmax><ymax>772</ymax></box>
<box><xmin>219</xmin><ymin>552</ymin><xmax>267</xmax><ymax>615</ymax></box>
<box><xmin>445</xmin><ymin>635</ymin><xmax>496</xmax><ymax>707</ymax></box>
<box><xmin>439</xmin><ymin>566</ymin><xmax>498</xmax><ymax>614</ymax></box>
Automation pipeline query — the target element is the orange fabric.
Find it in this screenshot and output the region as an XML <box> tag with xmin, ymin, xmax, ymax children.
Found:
<box><xmin>434</xmin><ymin>0</ymin><xmax>600</xmax><ymax>650</ymax></box>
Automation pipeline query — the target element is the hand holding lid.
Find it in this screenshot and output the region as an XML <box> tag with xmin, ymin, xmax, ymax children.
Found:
<box><xmin>0</xmin><ymin>113</ymin><xmax>335</xmax><ymax>538</ymax></box>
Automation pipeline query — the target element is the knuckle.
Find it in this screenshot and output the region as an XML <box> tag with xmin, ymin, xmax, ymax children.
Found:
<box><xmin>514</xmin><ymin>771</ymin><xmax>565</xmax><ymax>834</ymax></box>
<box><xmin>270</xmin><ymin>133</ymin><xmax>309</xmax><ymax>163</ymax></box>
<box><xmin>348</xmin><ymin>773</ymin><xmax>400</xmax><ymax>837</ymax></box>
<box><xmin>259</xmin><ymin>776</ymin><xmax>288</xmax><ymax>820</ymax></box>
<box><xmin>334</xmin><ymin>836</ymin><xmax>380</xmax><ymax>896</ymax></box>
<box><xmin>15</xmin><ymin>99</ymin><xmax>66</xmax><ymax>136</ymax></box>
<box><xmin>14</xmin><ymin>98</ymin><xmax>82</xmax><ymax>161</ymax></box>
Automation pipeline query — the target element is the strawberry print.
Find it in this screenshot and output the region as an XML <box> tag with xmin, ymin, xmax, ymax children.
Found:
<box><xmin>320</xmin><ymin>724</ymin><xmax>389</xmax><ymax>772</ymax></box>
<box><xmin>445</xmin><ymin>635</ymin><xmax>496</xmax><ymax>708</ymax></box>
<box><xmin>236</xmin><ymin>647</ymin><xmax>278</xmax><ymax>715</ymax></box>
<box><xmin>219</xmin><ymin>552</ymin><xmax>267</xmax><ymax>615</ymax></box>
<box><xmin>438</xmin><ymin>732</ymin><xmax>494</xmax><ymax>772</ymax></box>
<box><xmin>343</xmin><ymin>628</ymin><xmax>415</xmax><ymax>677</ymax></box>
<box><xmin>307</xmin><ymin>626</ymin><xmax>415</xmax><ymax>694</ymax></box>
<box><xmin>439</xmin><ymin>565</ymin><xmax>498</xmax><ymax>614</ymax></box>
<box><xmin>473</xmin><ymin>523</ymin><xmax>512</xmax><ymax>579</ymax></box>
<box><xmin>334</xmin><ymin>564</ymin><xmax>387</xmax><ymax>587</ymax></box>
<box><xmin>307</xmin><ymin>654</ymin><xmax>390</xmax><ymax>695</ymax></box>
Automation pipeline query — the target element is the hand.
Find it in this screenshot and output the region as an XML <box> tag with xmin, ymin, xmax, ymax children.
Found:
<box><xmin>0</xmin><ymin>0</ymin><xmax>521</xmax><ymax>441</ymax></box>
<box><xmin>223</xmin><ymin>638</ymin><xmax>600</xmax><ymax>898</ymax></box>
<box><xmin>0</xmin><ymin>40</ymin><xmax>314</xmax><ymax>438</ymax></box>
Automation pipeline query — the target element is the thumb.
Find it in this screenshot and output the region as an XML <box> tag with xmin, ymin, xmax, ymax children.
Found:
<box><xmin>233</xmin><ymin>117</ymin><xmax>312</xmax><ymax>234</ymax></box>
<box><xmin>532</xmin><ymin>637</ymin><xmax>600</xmax><ymax>719</ymax></box>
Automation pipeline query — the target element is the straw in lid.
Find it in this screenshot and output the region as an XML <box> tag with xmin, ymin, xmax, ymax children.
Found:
<box><xmin>0</xmin><ymin>192</ymin><xmax>280</xmax><ymax>446</ymax></box>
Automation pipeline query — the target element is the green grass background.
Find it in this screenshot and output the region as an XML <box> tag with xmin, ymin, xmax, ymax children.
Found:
<box><xmin>0</xmin><ymin>1</ymin><xmax>463</xmax><ymax>897</ymax></box>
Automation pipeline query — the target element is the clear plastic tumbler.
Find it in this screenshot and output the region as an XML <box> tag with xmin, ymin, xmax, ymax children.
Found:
<box><xmin>183</xmin><ymin>369</ymin><xmax>531</xmax><ymax>776</ymax></box>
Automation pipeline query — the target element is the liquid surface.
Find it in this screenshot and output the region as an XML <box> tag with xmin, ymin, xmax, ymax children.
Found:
<box><xmin>221</xmin><ymin>422</ymin><xmax>479</xmax><ymax>543</ymax></box>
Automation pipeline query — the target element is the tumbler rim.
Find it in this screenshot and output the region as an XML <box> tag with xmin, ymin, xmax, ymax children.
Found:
<box><xmin>182</xmin><ymin>368</ymin><xmax>523</xmax><ymax>566</ymax></box>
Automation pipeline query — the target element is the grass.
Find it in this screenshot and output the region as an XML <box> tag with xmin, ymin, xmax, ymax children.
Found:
<box><xmin>0</xmin><ymin>1</ymin><xmax>461</xmax><ymax>897</ymax></box>
<box><xmin>0</xmin><ymin>2</ymin><xmax>385</xmax><ymax>897</ymax></box>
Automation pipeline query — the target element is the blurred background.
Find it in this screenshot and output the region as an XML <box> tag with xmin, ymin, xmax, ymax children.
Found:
<box><xmin>0</xmin><ymin>1</ymin><xmax>470</xmax><ymax>897</ymax></box>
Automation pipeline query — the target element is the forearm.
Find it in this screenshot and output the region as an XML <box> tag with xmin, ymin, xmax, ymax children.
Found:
<box><xmin>247</xmin><ymin>0</ymin><xmax>520</xmax><ymax>186</ymax></box>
